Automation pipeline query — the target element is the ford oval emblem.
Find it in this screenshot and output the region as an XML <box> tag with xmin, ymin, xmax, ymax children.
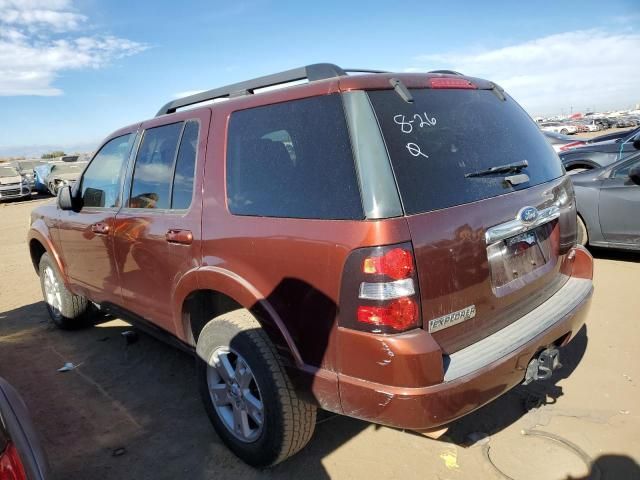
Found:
<box><xmin>519</xmin><ymin>206</ymin><xmax>539</xmax><ymax>224</ymax></box>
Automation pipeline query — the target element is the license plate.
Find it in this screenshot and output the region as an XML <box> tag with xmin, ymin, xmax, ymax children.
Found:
<box><xmin>487</xmin><ymin>223</ymin><xmax>553</xmax><ymax>290</ymax></box>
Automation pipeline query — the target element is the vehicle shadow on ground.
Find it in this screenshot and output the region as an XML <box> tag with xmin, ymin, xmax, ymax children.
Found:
<box><xmin>1</xmin><ymin>299</ymin><xmax>593</xmax><ymax>480</ymax></box>
<box><xmin>588</xmin><ymin>246</ymin><xmax>640</xmax><ymax>264</ymax></box>
<box><xmin>0</xmin><ymin>301</ymin><xmax>371</xmax><ymax>480</ymax></box>
<box><xmin>432</xmin><ymin>325</ymin><xmax>589</xmax><ymax>443</ymax></box>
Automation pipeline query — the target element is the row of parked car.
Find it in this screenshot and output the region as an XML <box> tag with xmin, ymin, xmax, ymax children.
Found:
<box><xmin>539</xmin><ymin>116</ymin><xmax>639</xmax><ymax>135</ymax></box>
<box><xmin>0</xmin><ymin>156</ymin><xmax>87</xmax><ymax>203</ymax></box>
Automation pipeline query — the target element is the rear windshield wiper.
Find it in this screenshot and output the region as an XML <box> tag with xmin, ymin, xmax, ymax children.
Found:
<box><xmin>465</xmin><ymin>160</ymin><xmax>529</xmax><ymax>178</ymax></box>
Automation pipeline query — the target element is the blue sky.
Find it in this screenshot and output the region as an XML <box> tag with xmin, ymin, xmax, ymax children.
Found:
<box><xmin>0</xmin><ymin>0</ymin><xmax>639</xmax><ymax>156</ymax></box>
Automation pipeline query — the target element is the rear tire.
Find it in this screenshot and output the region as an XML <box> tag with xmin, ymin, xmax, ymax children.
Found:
<box><xmin>560</xmin><ymin>128</ymin><xmax>568</xmax><ymax>135</ymax></box>
<box><xmin>39</xmin><ymin>253</ymin><xmax>91</xmax><ymax>329</ymax></box>
<box><xmin>577</xmin><ymin>216</ymin><xmax>588</xmax><ymax>246</ymax></box>
<box><xmin>196</xmin><ymin>309</ymin><xmax>316</xmax><ymax>467</ymax></box>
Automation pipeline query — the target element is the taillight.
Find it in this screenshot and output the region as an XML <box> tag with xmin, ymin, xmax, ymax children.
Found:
<box><xmin>0</xmin><ymin>443</ymin><xmax>27</xmax><ymax>480</ymax></box>
<box><xmin>362</xmin><ymin>247</ymin><xmax>413</xmax><ymax>279</ymax></box>
<box><xmin>357</xmin><ymin>298</ymin><xmax>418</xmax><ymax>331</ymax></box>
<box><xmin>559</xmin><ymin>141</ymin><xmax>585</xmax><ymax>151</ymax></box>
<box><xmin>339</xmin><ymin>242</ymin><xmax>421</xmax><ymax>334</ymax></box>
<box><xmin>428</xmin><ymin>77</ymin><xmax>477</xmax><ymax>89</ymax></box>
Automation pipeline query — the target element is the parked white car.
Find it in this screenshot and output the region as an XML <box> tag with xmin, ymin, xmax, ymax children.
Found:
<box><xmin>0</xmin><ymin>165</ymin><xmax>32</xmax><ymax>201</ymax></box>
<box><xmin>540</xmin><ymin>122</ymin><xmax>577</xmax><ymax>135</ymax></box>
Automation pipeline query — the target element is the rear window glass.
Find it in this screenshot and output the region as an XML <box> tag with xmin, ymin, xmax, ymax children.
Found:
<box><xmin>368</xmin><ymin>89</ymin><xmax>564</xmax><ymax>215</ymax></box>
<box><xmin>226</xmin><ymin>94</ymin><xmax>363</xmax><ymax>220</ymax></box>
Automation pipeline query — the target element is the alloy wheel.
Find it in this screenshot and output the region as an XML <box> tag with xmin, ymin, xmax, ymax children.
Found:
<box><xmin>43</xmin><ymin>265</ymin><xmax>62</xmax><ymax>320</ymax></box>
<box><xmin>207</xmin><ymin>347</ymin><xmax>265</xmax><ymax>443</ymax></box>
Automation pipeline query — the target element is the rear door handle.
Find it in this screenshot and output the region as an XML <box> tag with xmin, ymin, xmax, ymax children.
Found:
<box><xmin>166</xmin><ymin>229</ymin><xmax>193</xmax><ymax>245</ymax></box>
<box><xmin>91</xmin><ymin>222</ymin><xmax>110</xmax><ymax>235</ymax></box>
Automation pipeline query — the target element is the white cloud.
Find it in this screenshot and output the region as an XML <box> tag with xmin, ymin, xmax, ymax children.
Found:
<box><xmin>0</xmin><ymin>0</ymin><xmax>147</xmax><ymax>96</ymax></box>
<box><xmin>408</xmin><ymin>29</ymin><xmax>640</xmax><ymax>115</ymax></box>
<box><xmin>0</xmin><ymin>0</ymin><xmax>85</xmax><ymax>31</ymax></box>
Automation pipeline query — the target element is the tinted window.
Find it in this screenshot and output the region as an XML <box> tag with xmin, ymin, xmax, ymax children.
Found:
<box><xmin>171</xmin><ymin>120</ymin><xmax>199</xmax><ymax>209</ymax></box>
<box><xmin>81</xmin><ymin>134</ymin><xmax>133</xmax><ymax>208</ymax></box>
<box><xmin>369</xmin><ymin>89</ymin><xmax>564</xmax><ymax>214</ymax></box>
<box><xmin>129</xmin><ymin>122</ymin><xmax>182</xmax><ymax>209</ymax></box>
<box><xmin>226</xmin><ymin>94</ymin><xmax>363</xmax><ymax>219</ymax></box>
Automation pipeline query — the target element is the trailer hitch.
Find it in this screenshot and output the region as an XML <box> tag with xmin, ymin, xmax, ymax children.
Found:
<box><xmin>523</xmin><ymin>347</ymin><xmax>562</xmax><ymax>385</ymax></box>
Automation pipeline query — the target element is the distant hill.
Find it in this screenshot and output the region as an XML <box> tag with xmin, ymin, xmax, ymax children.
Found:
<box><xmin>0</xmin><ymin>141</ymin><xmax>98</xmax><ymax>159</ymax></box>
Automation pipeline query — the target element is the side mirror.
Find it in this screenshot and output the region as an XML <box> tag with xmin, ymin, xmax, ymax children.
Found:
<box><xmin>57</xmin><ymin>185</ymin><xmax>75</xmax><ymax>211</ymax></box>
<box><xmin>629</xmin><ymin>165</ymin><xmax>640</xmax><ymax>185</ymax></box>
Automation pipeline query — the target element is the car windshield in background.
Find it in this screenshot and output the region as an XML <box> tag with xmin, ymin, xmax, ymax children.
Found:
<box><xmin>0</xmin><ymin>166</ymin><xmax>20</xmax><ymax>177</ymax></box>
<box><xmin>17</xmin><ymin>161</ymin><xmax>43</xmax><ymax>170</ymax></box>
<box><xmin>368</xmin><ymin>89</ymin><xmax>564</xmax><ymax>215</ymax></box>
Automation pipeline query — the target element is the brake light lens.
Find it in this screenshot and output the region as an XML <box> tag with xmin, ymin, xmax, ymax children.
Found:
<box><xmin>0</xmin><ymin>443</ymin><xmax>27</xmax><ymax>480</ymax></box>
<box><xmin>363</xmin><ymin>247</ymin><xmax>414</xmax><ymax>280</ymax></box>
<box><xmin>339</xmin><ymin>242</ymin><xmax>421</xmax><ymax>334</ymax></box>
<box><xmin>428</xmin><ymin>77</ymin><xmax>477</xmax><ymax>89</ymax></box>
<box><xmin>357</xmin><ymin>298</ymin><xmax>418</xmax><ymax>331</ymax></box>
<box><xmin>559</xmin><ymin>141</ymin><xmax>585</xmax><ymax>151</ymax></box>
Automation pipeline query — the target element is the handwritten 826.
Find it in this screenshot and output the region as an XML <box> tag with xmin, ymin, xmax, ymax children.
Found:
<box><xmin>393</xmin><ymin>113</ymin><xmax>437</xmax><ymax>134</ymax></box>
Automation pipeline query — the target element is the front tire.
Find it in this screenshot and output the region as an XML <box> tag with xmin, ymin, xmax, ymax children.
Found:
<box><xmin>39</xmin><ymin>253</ymin><xmax>91</xmax><ymax>329</ymax></box>
<box><xmin>196</xmin><ymin>309</ymin><xmax>316</xmax><ymax>467</ymax></box>
<box><xmin>560</xmin><ymin>128</ymin><xmax>569</xmax><ymax>135</ymax></box>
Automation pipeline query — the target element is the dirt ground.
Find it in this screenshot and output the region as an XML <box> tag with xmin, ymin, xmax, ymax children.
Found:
<box><xmin>573</xmin><ymin>127</ymin><xmax>635</xmax><ymax>140</ymax></box>
<box><xmin>1</xmin><ymin>196</ymin><xmax>639</xmax><ymax>480</ymax></box>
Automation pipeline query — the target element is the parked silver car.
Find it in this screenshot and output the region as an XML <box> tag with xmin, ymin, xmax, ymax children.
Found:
<box><xmin>0</xmin><ymin>165</ymin><xmax>32</xmax><ymax>202</ymax></box>
<box><xmin>572</xmin><ymin>151</ymin><xmax>640</xmax><ymax>249</ymax></box>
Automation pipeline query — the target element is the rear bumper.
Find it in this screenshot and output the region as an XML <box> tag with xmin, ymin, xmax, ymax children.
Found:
<box><xmin>337</xmin><ymin>246</ymin><xmax>593</xmax><ymax>430</ymax></box>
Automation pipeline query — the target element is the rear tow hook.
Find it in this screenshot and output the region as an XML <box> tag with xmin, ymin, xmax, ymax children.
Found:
<box><xmin>523</xmin><ymin>347</ymin><xmax>562</xmax><ymax>385</ymax></box>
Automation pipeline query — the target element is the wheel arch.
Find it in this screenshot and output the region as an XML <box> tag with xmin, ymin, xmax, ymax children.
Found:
<box><xmin>564</xmin><ymin>160</ymin><xmax>599</xmax><ymax>172</ymax></box>
<box><xmin>175</xmin><ymin>267</ymin><xmax>303</xmax><ymax>368</ymax></box>
<box><xmin>27</xmin><ymin>227</ymin><xmax>67</xmax><ymax>280</ymax></box>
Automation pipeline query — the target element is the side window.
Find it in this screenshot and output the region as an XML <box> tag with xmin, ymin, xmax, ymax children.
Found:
<box><xmin>613</xmin><ymin>160</ymin><xmax>640</xmax><ymax>179</ymax></box>
<box><xmin>171</xmin><ymin>120</ymin><xmax>199</xmax><ymax>209</ymax></box>
<box><xmin>226</xmin><ymin>94</ymin><xmax>363</xmax><ymax>220</ymax></box>
<box><xmin>129</xmin><ymin>122</ymin><xmax>183</xmax><ymax>209</ymax></box>
<box><xmin>81</xmin><ymin>134</ymin><xmax>133</xmax><ymax>208</ymax></box>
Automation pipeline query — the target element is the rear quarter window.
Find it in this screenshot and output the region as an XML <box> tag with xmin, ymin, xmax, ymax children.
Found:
<box><xmin>226</xmin><ymin>94</ymin><xmax>363</xmax><ymax>220</ymax></box>
<box><xmin>368</xmin><ymin>89</ymin><xmax>564</xmax><ymax>215</ymax></box>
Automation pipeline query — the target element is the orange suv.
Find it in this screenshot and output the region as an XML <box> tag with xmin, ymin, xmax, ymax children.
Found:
<box><xmin>28</xmin><ymin>64</ymin><xmax>593</xmax><ymax>467</ymax></box>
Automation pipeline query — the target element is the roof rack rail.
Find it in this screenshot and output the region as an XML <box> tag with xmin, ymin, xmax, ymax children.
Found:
<box><xmin>155</xmin><ymin>63</ymin><xmax>388</xmax><ymax>117</ymax></box>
